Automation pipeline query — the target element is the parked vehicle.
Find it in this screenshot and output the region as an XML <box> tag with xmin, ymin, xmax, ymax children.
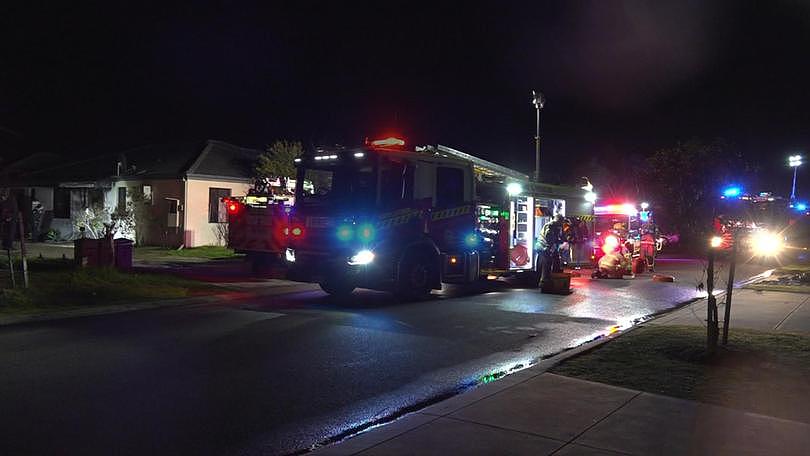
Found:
<box><xmin>225</xmin><ymin>181</ymin><xmax>293</xmax><ymax>272</ymax></box>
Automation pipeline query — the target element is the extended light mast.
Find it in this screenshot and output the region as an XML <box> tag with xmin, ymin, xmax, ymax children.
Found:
<box><xmin>789</xmin><ymin>154</ymin><xmax>803</xmax><ymax>201</ymax></box>
<box><xmin>532</xmin><ymin>90</ymin><xmax>545</xmax><ymax>182</ymax></box>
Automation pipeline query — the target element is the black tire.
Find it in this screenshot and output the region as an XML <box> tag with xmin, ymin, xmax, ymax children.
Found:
<box><xmin>397</xmin><ymin>254</ymin><xmax>435</xmax><ymax>300</ymax></box>
<box><xmin>319</xmin><ymin>280</ymin><xmax>355</xmax><ymax>297</ymax></box>
<box><xmin>249</xmin><ymin>253</ymin><xmax>274</xmax><ymax>275</ymax></box>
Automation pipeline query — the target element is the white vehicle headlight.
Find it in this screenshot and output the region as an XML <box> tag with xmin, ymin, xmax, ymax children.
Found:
<box><xmin>751</xmin><ymin>231</ymin><xmax>783</xmax><ymax>257</ymax></box>
<box><xmin>348</xmin><ymin>249</ymin><xmax>374</xmax><ymax>266</ymax></box>
<box><xmin>285</xmin><ymin>248</ymin><xmax>296</xmax><ymax>262</ymax></box>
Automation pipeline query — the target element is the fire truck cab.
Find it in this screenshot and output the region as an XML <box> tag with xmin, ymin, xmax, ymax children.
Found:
<box><xmin>284</xmin><ymin>139</ymin><xmax>576</xmax><ymax>299</ymax></box>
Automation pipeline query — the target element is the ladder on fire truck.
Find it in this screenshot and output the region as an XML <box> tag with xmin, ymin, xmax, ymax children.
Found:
<box><xmin>429</xmin><ymin>144</ymin><xmax>530</xmax><ymax>182</ymax></box>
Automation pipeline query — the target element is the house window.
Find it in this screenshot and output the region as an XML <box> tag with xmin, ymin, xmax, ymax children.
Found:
<box><xmin>117</xmin><ymin>187</ymin><xmax>127</xmax><ymax>211</ymax></box>
<box><xmin>142</xmin><ymin>185</ymin><xmax>152</xmax><ymax>204</ymax></box>
<box><xmin>436</xmin><ymin>167</ymin><xmax>464</xmax><ymax>207</ymax></box>
<box><xmin>208</xmin><ymin>187</ymin><xmax>231</xmax><ymax>223</ymax></box>
<box><xmin>53</xmin><ymin>188</ymin><xmax>71</xmax><ymax>218</ymax></box>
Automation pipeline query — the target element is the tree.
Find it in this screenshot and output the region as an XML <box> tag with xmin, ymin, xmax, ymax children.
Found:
<box><xmin>255</xmin><ymin>140</ymin><xmax>303</xmax><ymax>181</ymax></box>
<box><xmin>642</xmin><ymin>139</ymin><xmax>751</xmax><ymax>249</ymax></box>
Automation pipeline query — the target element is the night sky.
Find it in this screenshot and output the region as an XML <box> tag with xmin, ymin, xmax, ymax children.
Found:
<box><xmin>3</xmin><ymin>1</ymin><xmax>810</xmax><ymax>193</ymax></box>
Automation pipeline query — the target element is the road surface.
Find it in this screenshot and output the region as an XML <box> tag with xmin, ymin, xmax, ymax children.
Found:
<box><xmin>0</xmin><ymin>257</ymin><xmax>765</xmax><ymax>455</ymax></box>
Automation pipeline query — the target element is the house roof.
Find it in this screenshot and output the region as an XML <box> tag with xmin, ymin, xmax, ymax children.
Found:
<box><xmin>6</xmin><ymin>140</ymin><xmax>262</xmax><ymax>187</ymax></box>
<box><xmin>185</xmin><ymin>140</ymin><xmax>260</xmax><ymax>180</ymax></box>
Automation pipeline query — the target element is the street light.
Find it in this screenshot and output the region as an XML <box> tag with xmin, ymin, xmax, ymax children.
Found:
<box><xmin>789</xmin><ymin>154</ymin><xmax>803</xmax><ymax>200</ymax></box>
<box><xmin>580</xmin><ymin>177</ymin><xmax>596</xmax><ymax>204</ymax></box>
<box><xmin>531</xmin><ymin>90</ymin><xmax>546</xmax><ymax>183</ymax></box>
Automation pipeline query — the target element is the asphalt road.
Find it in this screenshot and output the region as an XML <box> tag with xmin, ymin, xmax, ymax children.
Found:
<box><xmin>0</xmin><ymin>257</ymin><xmax>765</xmax><ymax>455</ymax></box>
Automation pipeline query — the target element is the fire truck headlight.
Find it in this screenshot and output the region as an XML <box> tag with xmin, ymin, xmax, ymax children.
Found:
<box><xmin>348</xmin><ymin>249</ymin><xmax>374</xmax><ymax>266</ymax></box>
<box><xmin>285</xmin><ymin>248</ymin><xmax>296</xmax><ymax>263</ymax></box>
<box><xmin>751</xmin><ymin>231</ymin><xmax>783</xmax><ymax>256</ymax></box>
<box><xmin>710</xmin><ymin>236</ymin><xmax>723</xmax><ymax>248</ymax></box>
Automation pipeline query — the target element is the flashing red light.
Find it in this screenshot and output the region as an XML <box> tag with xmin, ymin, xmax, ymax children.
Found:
<box><xmin>224</xmin><ymin>199</ymin><xmax>240</xmax><ymax>214</ymax></box>
<box><xmin>370</xmin><ymin>136</ymin><xmax>405</xmax><ymax>147</ymax></box>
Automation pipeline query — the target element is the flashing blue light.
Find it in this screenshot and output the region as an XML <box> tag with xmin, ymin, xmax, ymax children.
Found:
<box><xmin>357</xmin><ymin>223</ymin><xmax>375</xmax><ymax>242</ymax></box>
<box><xmin>464</xmin><ymin>233</ymin><xmax>479</xmax><ymax>248</ymax></box>
<box><xmin>336</xmin><ymin>224</ymin><xmax>353</xmax><ymax>242</ymax></box>
<box><xmin>639</xmin><ymin>211</ymin><xmax>650</xmax><ymax>222</ymax></box>
<box><xmin>797</xmin><ymin>203</ymin><xmax>807</xmax><ymax>211</ymax></box>
<box><xmin>722</xmin><ymin>187</ymin><xmax>742</xmax><ymax>198</ymax></box>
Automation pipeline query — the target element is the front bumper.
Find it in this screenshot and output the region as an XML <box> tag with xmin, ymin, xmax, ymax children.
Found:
<box><xmin>285</xmin><ymin>249</ymin><xmax>390</xmax><ymax>287</ymax></box>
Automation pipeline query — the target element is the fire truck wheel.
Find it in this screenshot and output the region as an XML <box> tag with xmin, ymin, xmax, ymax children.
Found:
<box><xmin>248</xmin><ymin>253</ymin><xmax>275</xmax><ymax>275</ymax></box>
<box><xmin>319</xmin><ymin>280</ymin><xmax>355</xmax><ymax>298</ymax></box>
<box><xmin>397</xmin><ymin>255</ymin><xmax>434</xmax><ymax>300</ymax></box>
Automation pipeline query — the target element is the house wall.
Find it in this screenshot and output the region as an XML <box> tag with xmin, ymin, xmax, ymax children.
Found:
<box><xmin>30</xmin><ymin>187</ymin><xmax>54</xmax><ymax>210</ymax></box>
<box><xmin>110</xmin><ymin>179</ymin><xmax>186</xmax><ymax>247</ymax></box>
<box><xmin>49</xmin><ymin>188</ymin><xmax>82</xmax><ymax>239</ymax></box>
<box><xmin>184</xmin><ymin>178</ymin><xmax>251</xmax><ymax>247</ymax></box>
<box><xmin>18</xmin><ymin>187</ymin><xmax>56</xmax><ymax>239</ymax></box>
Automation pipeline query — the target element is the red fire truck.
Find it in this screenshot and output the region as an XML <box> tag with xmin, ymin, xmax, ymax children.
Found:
<box><xmin>225</xmin><ymin>180</ymin><xmax>293</xmax><ymax>272</ymax></box>
<box><xmin>282</xmin><ymin>138</ymin><xmax>583</xmax><ymax>298</ymax></box>
<box><xmin>590</xmin><ymin>202</ymin><xmax>659</xmax><ymax>275</ymax></box>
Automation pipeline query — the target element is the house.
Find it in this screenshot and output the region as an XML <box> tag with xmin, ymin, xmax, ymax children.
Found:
<box><xmin>7</xmin><ymin>140</ymin><xmax>262</xmax><ymax>247</ymax></box>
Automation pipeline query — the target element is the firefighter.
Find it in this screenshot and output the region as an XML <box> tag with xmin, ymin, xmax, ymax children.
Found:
<box><xmin>640</xmin><ymin>222</ymin><xmax>658</xmax><ymax>272</ymax></box>
<box><xmin>538</xmin><ymin>214</ymin><xmax>565</xmax><ymax>287</ymax></box>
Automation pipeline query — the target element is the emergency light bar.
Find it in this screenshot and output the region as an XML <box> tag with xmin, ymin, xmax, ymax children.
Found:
<box><xmin>370</xmin><ymin>137</ymin><xmax>405</xmax><ymax>147</ymax></box>
<box><xmin>594</xmin><ymin>203</ymin><xmax>638</xmax><ymax>216</ymax></box>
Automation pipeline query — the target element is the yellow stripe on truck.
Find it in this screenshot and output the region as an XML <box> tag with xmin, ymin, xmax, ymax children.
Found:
<box><xmin>431</xmin><ymin>205</ymin><xmax>472</xmax><ymax>221</ymax></box>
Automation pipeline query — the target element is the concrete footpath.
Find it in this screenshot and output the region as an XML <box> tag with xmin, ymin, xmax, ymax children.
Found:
<box><xmin>314</xmin><ymin>288</ymin><xmax>810</xmax><ymax>455</ymax></box>
<box><xmin>650</xmin><ymin>287</ymin><xmax>810</xmax><ymax>333</ymax></box>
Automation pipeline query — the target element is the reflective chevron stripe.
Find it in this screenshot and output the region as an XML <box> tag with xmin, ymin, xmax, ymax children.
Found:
<box><xmin>377</xmin><ymin>209</ymin><xmax>422</xmax><ymax>228</ymax></box>
<box><xmin>431</xmin><ymin>205</ymin><xmax>472</xmax><ymax>221</ymax></box>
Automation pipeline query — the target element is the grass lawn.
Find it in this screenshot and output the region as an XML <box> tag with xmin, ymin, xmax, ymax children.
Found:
<box><xmin>135</xmin><ymin>245</ymin><xmax>243</xmax><ymax>262</ymax></box>
<box><xmin>0</xmin><ymin>258</ymin><xmax>219</xmax><ymax>316</ymax></box>
<box><xmin>552</xmin><ymin>325</ymin><xmax>810</xmax><ymax>423</ymax></box>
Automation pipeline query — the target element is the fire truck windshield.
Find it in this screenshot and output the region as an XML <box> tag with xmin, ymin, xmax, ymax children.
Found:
<box><xmin>296</xmin><ymin>162</ymin><xmax>376</xmax><ymax>208</ymax></box>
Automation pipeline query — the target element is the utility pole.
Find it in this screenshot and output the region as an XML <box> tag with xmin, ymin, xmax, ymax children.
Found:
<box><xmin>706</xmin><ymin>245</ymin><xmax>719</xmax><ymax>354</ymax></box>
<box><xmin>722</xmin><ymin>232</ymin><xmax>737</xmax><ymax>345</ymax></box>
<box><xmin>18</xmin><ymin>212</ymin><xmax>28</xmax><ymax>288</ymax></box>
<box><xmin>532</xmin><ymin>90</ymin><xmax>545</xmax><ymax>182</ymax></box>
